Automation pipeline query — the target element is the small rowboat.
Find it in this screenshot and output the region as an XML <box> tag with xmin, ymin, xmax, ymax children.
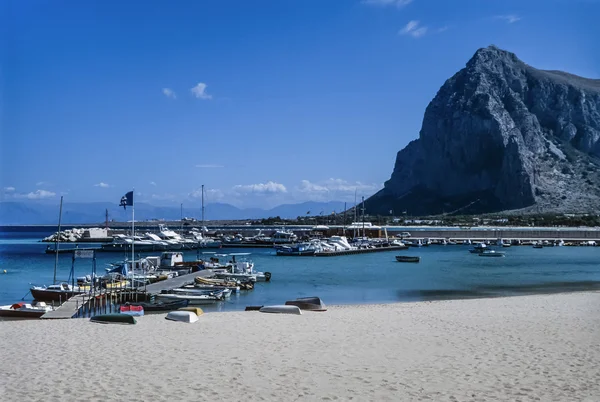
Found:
<box><xmin>120</xmin><ymin>305</ymin><xmax>144</xmax><ymax>316</ymax></box>
<box><xmin>166</xmin><ymin>310</ymin><xmax>199</xmax><ymax>323</ymax></box>
<box><xmin>90</xmin><ymin>314</ymin><xmax>136</xmax><ymax>325</ymax></box>
<box><xmin>395</xmin><ymin>256</ymin><xmax>420</xmax><ymax>263</ymax></box>
<box><xmin>285</xmin><ymin>297</ymin><xmax>327</xmax><ymax>312</ymax></box>
<box><xmin>178</xmin><ymin>307</ymin><xmax>204</xmax><ymax>316</ymax></box>
<box><xmin>259</xmin><ymin>305</ymin><xmax>302</xmax><ymax>315</ymax></box>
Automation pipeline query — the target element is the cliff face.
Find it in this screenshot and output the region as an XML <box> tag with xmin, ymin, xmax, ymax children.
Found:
<box><xmin>368</xmin><ymin>46</ymin><xmax>600</xmax><ymax>215</ymax></box>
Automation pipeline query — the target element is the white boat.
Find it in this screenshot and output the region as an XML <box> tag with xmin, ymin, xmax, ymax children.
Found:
<box><xmin>478</xmin><ymin>250</ymin><xmax>505</xmax><ymax>257</ymax></box>
<box><xmin>259</xmin><ymin>305</ymin><xmax>302</xmax><ymax>315</ymax></box>
<box><xmin>172</xmin><ymin>287</ymin><xmax>232</xmax><ymax>298</ymax></box>
<box><xmin>0</xmin><ymin>301</ymin><xmax>54</xmax><ymax>318</ymax></box>
<box><xmin>165</xmin><ymin>310</ymin><xmax>199</xmax><ymax>323</ymax></box>
<box><xmin>271</xmin><ymin>229</ymin><xmax>298</xmax><ymax>244</ymax></box>
<box><xmin>155</xmin><ymin>292</ymin><xmax>224</xmax><ymax>305</ymax></box>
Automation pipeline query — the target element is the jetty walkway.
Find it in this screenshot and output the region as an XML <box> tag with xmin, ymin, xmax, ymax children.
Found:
<box><xmin>40</xmin><ymin>270</ymin><xmax>215</xmax><ymax>319</ymax></box>
<box><xmin>314</xmin><ymin>245</ymin><xmax>408</xmax><ymax>257</ymax></box>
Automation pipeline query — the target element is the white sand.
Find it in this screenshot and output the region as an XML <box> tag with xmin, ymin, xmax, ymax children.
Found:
<box><xmin>1</xmin><ymin>292</ymin><xmax>599</xmax><ymax>401</ymax></box>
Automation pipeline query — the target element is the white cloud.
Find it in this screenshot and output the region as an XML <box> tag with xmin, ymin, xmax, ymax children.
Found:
<box><xmin>189</xmin><ymin>187</ymin><xmax>225</xmax><ymax>202</ymax></box>
<box><xmin>94</xmin><ymin>182</ymin><xmax>110</xmax><ymax>188</ymax></box>
<box><xmin>362</xmin><ymin>0</ymin><xmax>413</xmax><ymax>7</ymax></box>
<box><xmin>436</xmin><ymin>25</ymin><xmax>449</xmax><ymax>33</ymax></box>
<box><xmin>495</xmin><ymin>15</ymin><xmax>521</xmax><ymax>24</ymax></box>
<box><xmin>36</xmin><ymin>181</ymin><xmax>51</xmax><ymax>187</ymax></box>
<box><xmin>233</xmin><ymin>181</ymin><xmax>287</xmax><ymax>194</ymax></box>
<box><xmin>149</xmin><ymin>181</ymin><xmax>157</xmax><ymax>186</ymax></box>
<box><xmin>162</xmin><ymin>88</ymin><xmax>177</xmax><ymax>99</ymax></box>
<box><xmin>399</xmin><ymin>20</ymin><xmax>428</xmax><ymax>38</ymax></box>
<box><xmin>3</xmin><ymin>186</ymin><xmax>15</xmax><ymax>192</ymax></box>
<box><xmin>298</xmin><ymin>178</ymin><xmax>380</xmax><ymax>194</ymax></box>
<box><xmin>195</xmin><ymin>164</ymin><xmax>224</xmax><ymax>168</ymax></box>
<box><xmin>16</xmin><ymin>189</ymin><xmax>56</xmax><ymax>200</ymax></box>
<box><xmin>190</xmin><ymin>83</ymin><xmax>212</xmax><ymax>100</ymax></box>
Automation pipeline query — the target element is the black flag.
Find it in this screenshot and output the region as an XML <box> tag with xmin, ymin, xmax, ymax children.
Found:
<box><xmin>119</xmin><ymin>191</ymin><xmax>133</xmax><ymax>210</ymax></box>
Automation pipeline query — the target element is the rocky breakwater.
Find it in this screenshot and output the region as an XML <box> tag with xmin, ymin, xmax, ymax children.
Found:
<box><xmin>367</xmin><ymin>45</ymin><xmax>600</xmax><ymax>215</ymax></box>
<box><xmin>42</xmin><ymin>228</ymin><xmax>111</xmax><ymax>242</ymax></box>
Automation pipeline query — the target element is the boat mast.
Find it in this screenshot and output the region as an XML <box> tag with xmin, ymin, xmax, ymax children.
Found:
<box><xmin>201</xmin><ymin>184</ymin><xmax>205</xmax><ymax>226</ymax></box>
<box><xmin>361</xmin><ymin>196</ymin><xmax>365</xmax><ymax>238</ymax></box>
<box><xmin>53</xmin><ymin>196</ymin><xmax>63</xmax><ymax>285</ymax></box>
<box><xmin>180</xmin><ymin>203</ymin><xmax>183</xmax><ymax>234</ymax></box>
<box><xmin>343</xmin><ymin>202</ymin><xmax>346</xmax><ymax>236</ymax></box>
<box><xmin>353</xmin><ymin>189</ymin><xmax>357</xmax><ymax>239</ymax></box>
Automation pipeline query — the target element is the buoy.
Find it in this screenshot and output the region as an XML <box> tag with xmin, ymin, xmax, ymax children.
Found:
<box><xmin>3</xmin><ymin>270</ymin><xmax>6</xmax><ymax>274</ymax></box>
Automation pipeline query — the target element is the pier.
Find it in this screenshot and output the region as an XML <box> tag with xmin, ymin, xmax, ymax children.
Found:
<box><xmin>314</xmin><ymin>245</ymin><xmax>409</xmax><ymax>257</ymax></box>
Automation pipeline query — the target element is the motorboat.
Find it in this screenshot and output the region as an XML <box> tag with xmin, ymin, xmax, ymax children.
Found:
<box><xmin>478</xmin><ymin>250</ymin><xmax>505</xmax><ymax>257</ymax></box>
<box><xmin>171</xmin><ymin>287</ymin><xmax>232</xmax><ymax>298</ymax></box>
<box><xmin>155</xmin><ymin>291</ymin><xmax>225</xmax><ymax>305</ymax></box>
<box><xmin>270</xmin><ymin>229</ymin><xmax>298</xmax><ymax>244</ymax></box>
<box><xmin>469</xmin><ymin>242</ymin><xmax>488</xmax><ymax>253</ymax></box>
<box><xmin>395</xmin><ymin>255</ymin><xmax>420</xmax><ymax>263</ymax></box>
<box><xmin>0</xmin><ymin>301</ymin><xmax>54</xmax><ymax>319</ymax></box>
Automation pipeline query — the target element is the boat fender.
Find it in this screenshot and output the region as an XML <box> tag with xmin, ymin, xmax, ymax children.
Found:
<box><xmin>265</xmin><ymin>272</ymin><xmax>272</xmax><ymax>282</ymax></box>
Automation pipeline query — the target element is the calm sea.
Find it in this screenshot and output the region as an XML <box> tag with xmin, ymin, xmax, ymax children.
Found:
<box><xmin>1</xmin><ymin>228</ymin><xmax>599</xmax><ymax>312</ymax></box>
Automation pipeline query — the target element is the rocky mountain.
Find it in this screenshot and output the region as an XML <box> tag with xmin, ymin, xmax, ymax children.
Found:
<box><xmin>367</xmin><ymin>45</ymin><xmax>600</xmax><ymax>216</ymax></box>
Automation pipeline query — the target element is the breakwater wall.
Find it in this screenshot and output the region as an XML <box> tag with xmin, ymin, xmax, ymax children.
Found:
<box><xmin>403</xmin><ymin>229</ymin><xmax>600</xmax><ymax>240</ymax></box>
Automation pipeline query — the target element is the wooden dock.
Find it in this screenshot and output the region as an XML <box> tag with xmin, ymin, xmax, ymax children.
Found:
<box><xmin>314</xmin><ymin>245</ymin><xmax>409</xmax><ymax>257</ymax></box>
<box><xmin>41</xmin><ymin>293</ymin><xmax>98</xmax><ymax>319</ymax></box>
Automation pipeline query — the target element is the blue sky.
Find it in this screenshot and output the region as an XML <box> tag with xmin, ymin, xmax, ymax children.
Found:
<box><xmin>1</xmin><ymin>0</ymin><xmax>598</xmax><ymax>208</ymax></box>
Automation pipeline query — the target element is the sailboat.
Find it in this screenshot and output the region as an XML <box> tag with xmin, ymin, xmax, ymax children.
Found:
<box><xmin>30</xmin><ymin>196</ymin><xmax>86</xmax><ymax>302</ymax></box>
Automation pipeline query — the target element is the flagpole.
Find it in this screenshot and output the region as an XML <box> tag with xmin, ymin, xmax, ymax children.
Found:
<box><xmin>131</xmin><ymin>189</ymin><xmax>135</xmax><ymax>292</ymax></box>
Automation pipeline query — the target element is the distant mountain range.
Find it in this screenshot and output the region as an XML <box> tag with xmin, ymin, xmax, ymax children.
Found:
<box><xmin>0</xmin><ymin>200</ymin><xmax>348</xmax><ymax>225</ymax></box>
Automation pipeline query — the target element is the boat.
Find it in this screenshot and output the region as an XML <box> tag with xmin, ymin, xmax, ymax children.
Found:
<box><xmin>478</xmin><ymin>250</ymin><xmax>505</xmax><ymax>257</ymax></box>
<box><xmin>172</xmin><ymin>287</ymin><xmax>232</xmax><ymax>298</ymax></box>
<box><xmin>285</xmin><ymin>297</ymin><xmax>327</xmax><ymax>312</ymax></box>
<box><xmin>126</xmin><ymin>300</ymin><xmax>188</xmax><ymax>312</ymax></box>
<box><xmin>90</xmin><ymin>314</ymin><xmax>136</xmax><ymax>325</ymax></box>
<box><xmin>155</xmin><ymin>292</ymin><xmax>224</xmax><ymax>305</ymax></box>
<box><xmin>395</xmin><ymin>256</ymin><xmax>420</xmax><ymax>263</ymax></box>
<box><xmin>0</xmin><ymin>302</ymin><xmax>54</xmax><ymax>319</ymax></box>
<box><xmin>469</xmin><ymin>242</ymin><xmax>488</xmax><ymax>253</ymax></box>
<box><xmin>30</xmin><ymin>282</ymin><xmax>84</xmax><ymax>302</ymax></box>
<box><xmin>120</xmin><ymin>305</ymin><xmax>144</xmax><ymax>316</ymax></box>
<box><xmin>178</xmin><ymin>307</ymin><xmax>204</xmax><ymax>316</ymax></box>
<box><xmin>166</xmin><ymin>310</ymin><xmax>199</xmax><ymax>323</ymax></box>
<box><xmin>259</xmin><ymin>305</ymin><xmax>302</xmax><ymax>315</ymax></box>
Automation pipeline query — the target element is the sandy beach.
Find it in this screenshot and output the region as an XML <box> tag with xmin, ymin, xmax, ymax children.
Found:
<box><xmin>1</xmin><ymin>293</ymin><xmax>599</xmax><ymax>401</ymax></box>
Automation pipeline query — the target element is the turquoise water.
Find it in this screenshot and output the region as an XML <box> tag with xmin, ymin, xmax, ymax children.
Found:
<box><xmin>1</xmin><ymin>230</ymin><xmax>600</xmax><ymax>312</ymax></box>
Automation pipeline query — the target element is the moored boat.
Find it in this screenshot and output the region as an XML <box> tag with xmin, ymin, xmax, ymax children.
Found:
<box><xmin>90</xmin><ymin>313</ymin><xmax>136</xmax><ymax>325</ymax></box>
<box><xmin>126</xmin><ymin>300</ymin><xmax>188</xmax><ymax>312</ymax></box>
<box><xmin>30</xmin><ymin>283</ymin><xmax>84</xmax><ymax>302</ymax></box>
<box><xmin>395</xmin><ymin>255</ymin><xmax>420</xmax><ymax>263</ymax></box>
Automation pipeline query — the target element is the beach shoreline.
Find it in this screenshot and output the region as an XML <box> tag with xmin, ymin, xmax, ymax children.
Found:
<box><xmin>2</xmin><ymin>292</ymin><xmax>599</xmax><ymax>401</ymax></box>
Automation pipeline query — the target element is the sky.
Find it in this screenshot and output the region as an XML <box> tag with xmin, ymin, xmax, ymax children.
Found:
<box><xmin>1</xmin><ymin>0</ymin><xmax>599</xmax><ymax>209</ymax></box>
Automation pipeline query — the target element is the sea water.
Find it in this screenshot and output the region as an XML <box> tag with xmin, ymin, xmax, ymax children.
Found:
<box><xmin>1</xmin><ymin>228</ymin><xmax>599</xmax><ymax>312</ymax></box>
